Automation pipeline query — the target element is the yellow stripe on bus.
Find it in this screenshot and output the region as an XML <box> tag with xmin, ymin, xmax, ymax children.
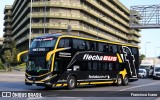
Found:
<box><xmin>80</xmin><ymin>82</ymin><xmax>89</xmax><ymax>85</ymax></box>
<box><xmin>56</xmin><ymin>84</ymin><xmax>62</xmax><ymax>86</ymax></box>
<box><xmin>117</xmin><ymin>53</ymin><xmax>123</xmax><ymax>63</ymax></box>
<box><xmin>63</xmin><ymin>84</ymin><xmax>67</xmax><ymax>86</ymax></box>
<box><xmin>90</xmin><ymin>81</ymin><xmax>114</xmax><ymax>85</ymax></box>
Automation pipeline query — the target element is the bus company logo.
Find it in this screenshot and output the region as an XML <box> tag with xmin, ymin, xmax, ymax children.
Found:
<box><xmin>83</xmin><ymin>54</ymin><xmax>117</xmax><ymax>61</ymax></box>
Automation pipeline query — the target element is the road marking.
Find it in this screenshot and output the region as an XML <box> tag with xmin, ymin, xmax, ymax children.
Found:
<box><xmin>119</xmin><ymin>81</ymin><xmax>160</xmax><ymax>91</ymax></box>
<box><xmin>155</xmin><ymin>97</ymin><xmax>160</xmax><ymax>100</ymax></box>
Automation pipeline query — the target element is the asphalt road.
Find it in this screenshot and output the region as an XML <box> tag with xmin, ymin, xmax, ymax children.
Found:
<box><xmin>0</xmin><ymin>72</ymin><xmax>160</xmax><ymax>100</ymax></box>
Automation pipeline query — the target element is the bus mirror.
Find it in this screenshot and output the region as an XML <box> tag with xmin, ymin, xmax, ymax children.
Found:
<box><xmin>73</xmin><ymin>65</ymin><xmax>80</xmax><ymax>71</ymax></box>
<box><xmin>17</xmin><ymin>50</ymin><xmax>28</xmax><ymax>62</ymax></box>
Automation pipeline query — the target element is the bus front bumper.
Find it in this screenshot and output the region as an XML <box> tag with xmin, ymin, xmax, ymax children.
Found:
<box><xmin>25</xmin><ymin>79</ymin><xmax>53</xmax><ymax>86</ymax></box>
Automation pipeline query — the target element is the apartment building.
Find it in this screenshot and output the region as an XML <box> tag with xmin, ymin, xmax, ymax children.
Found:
<box><xmin>3</xmin><ymin>0</ymin><xmax>141</xmax><ymax>52</ymax></box>
<box><xmin>0</xmin><ymin>37</ymin><xmax>4</xmax><ymax>52</ymax></box>
<box><xmin>3</xmin><ymin>5</ymin><xmax>12</xmax><ymax>52</ymax></box>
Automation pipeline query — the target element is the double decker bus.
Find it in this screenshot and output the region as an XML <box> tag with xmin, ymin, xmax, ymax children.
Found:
<box><xmin>17</xmin><ymin>34</ymin><xmax>139</xmax><ymax>89</ymax></box>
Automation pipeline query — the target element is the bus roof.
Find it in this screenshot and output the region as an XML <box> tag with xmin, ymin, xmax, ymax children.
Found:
<box><xmin>35</xmin><ymin>33</ymin><xmax>139</xmax><ymax>48</ymax></box>
<box><xmin>35</xmin><ymin>33</ymin><xmax>62</xmax><ymax>39</ymax></box>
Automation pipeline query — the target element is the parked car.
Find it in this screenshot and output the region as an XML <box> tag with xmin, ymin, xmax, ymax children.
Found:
<box><xmin>139</xmin><ymin>64</ymin><xmax>153</xmax><ymax>78</ymax></box>
<box><xmin>153</xmin><ymin>64</ymin><xmax>160</xmax><ymax>79</ymax></box>
<box><xmin>138</xmin><ymin>69</ymin><xmax>147</xmax><ymax>78</ymax></box>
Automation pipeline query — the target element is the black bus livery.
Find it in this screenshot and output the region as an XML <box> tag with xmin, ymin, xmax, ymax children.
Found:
<box><xmin>17</xmin><ymin>34</ymin><xmax>139</xmax><ymax>89</ymax></box>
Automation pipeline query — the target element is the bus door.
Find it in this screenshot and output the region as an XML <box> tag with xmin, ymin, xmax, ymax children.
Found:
<box><xmin>122</xmin><ymin>46</ymin><xmax>138</xmax><ymax>78</ymax></box>
<box><xmin>54</xmin><ymin>37</ymin><xmax>72</xmax><ymax>77</ymax></box>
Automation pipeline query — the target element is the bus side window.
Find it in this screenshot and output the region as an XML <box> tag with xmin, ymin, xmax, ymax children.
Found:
<box><xmin>102</xmin><ymin>63</ymin><xmax>108</xmax><ymax>71</ymax></box>
<box><xmin>118</xmin><ymin>46</ymin><xmax>122</xmax><ymax>53</ymax></box>
<box><xmin>54</xmin><ymin>61</ymin><xmax>58</xmax><ymax>71</ymax></box>
<box><xmin>90</xmin><ymin>42</ymin><xmax>97</xmax><ymax>51</ymax></box>
<box><xmin>58</xmin><ymin>38</ymin><xmax>70</xmax><ymax>48</ymax></box>
<box><xmin>103</xmin><ymin>44</ymin><xmax>109</xmax><ymax>52</ymax></box>
<box><xmin>78</xmin><ymin>39</ymin><xmax>85</xmax><ymax>50</ymax></box>
<box><xmin>109</xmin><ymin>46</ymin><xmax>113</xmax><ymax>53</ymax></box>
<box><xmin>109</xmin><ymin>44</ymin><xmax>118</xmax><ymax>53</ymax></box>
<box><xmin>88</xmin><ymin>62</ymin><xmax>92</xmax><ymax>71</ymax></box>
<box><xmin>109</xmin><ymin>63</ymin><xmax>113</xmax><ymax>71</ymax></box>
<box><xmin>73</xmin><ymin>39</ymin><xmax>79</xmax><ymax>49</ymax></box>
<box><xmin>93</xmin><ymin>62</ymin><xmax>97</xmax><ymax>71</ymax></box>
<box><xmin>98</xmin><ymin>63</ymin><xmax>101</xmax><ymax>71</ymax></box>
<box><xmin>86</xmin><ymin>41</ymin><xmax>91</xmax><ymax>50</ymax></box>
<box><xmin>98</xmin><ymin>42</ymin><xmax>104</xmax><ymax>52</ymax></box>
<box><xmin>132</xmin><ymin>47</ymin><xmax>138</xmax><ymax>55</ymax></box>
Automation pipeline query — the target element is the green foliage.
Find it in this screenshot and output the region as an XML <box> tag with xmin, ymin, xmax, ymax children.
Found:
<box><xmin>2</xmin><ymin>50</ymin><xmax>13</xmax><ymax>71</ymax></box>
<box><xmin>139</xmin><ymin>54</ymin><xmax>145</xmax><ymax>65</ymax></box>
<box><xmin>11</xmin><ymin>41</ymin><xmax>19</xmax><ymax>64</ymax></box>
<box><xmin>0</xmin><ymin>59</ymin><xmax>4</xmax><ymax>70</ymax></box>
<box><xmin>2</xmin><ymin>41</ymin><xmax>18</xmax><ymax>71</ymax></box>
<box><xmin>140</xmin><ymin>54</ymin><xmax>145</xmax><ymax>60</ymax></box>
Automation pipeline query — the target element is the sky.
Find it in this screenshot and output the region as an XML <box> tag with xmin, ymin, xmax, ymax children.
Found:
<box><xmin>0</xmin><ymin>0</ymin><xmax>160</xmax><ymax>57</ymax></box>
<box><xmin>119</xmin><ymin>0</ymin><xmax>160</xmax><ymax>58</ymax></box>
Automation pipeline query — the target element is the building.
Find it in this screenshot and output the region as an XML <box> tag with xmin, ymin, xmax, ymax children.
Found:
<box><xmin>0</xmin><ymin>37</ymin><xmax>4</xmax><ymax>52</ymax></box>
<box><xmin>3</xmin><ymin>5</ymin><xmax>12</xmax><ymax>52</ymax></box>
<box><xmin>3</xmin><ymin>0</ymin><xmax>141</xmax><ymax>52</ymax></box>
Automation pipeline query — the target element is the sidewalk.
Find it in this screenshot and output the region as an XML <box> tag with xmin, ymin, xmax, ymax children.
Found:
<box><xmin>0</xmin><ymin>71</ymin><xmax>25</xmax><ymax>82</ymax></box>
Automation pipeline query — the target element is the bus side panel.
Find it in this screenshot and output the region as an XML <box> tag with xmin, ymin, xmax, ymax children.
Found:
<box><xmin>122</xmin><ymin>46</ymin><xmax>139</xmax><ymax>82</ymax></box>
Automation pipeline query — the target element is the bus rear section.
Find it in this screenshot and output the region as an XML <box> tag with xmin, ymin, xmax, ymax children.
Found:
<box><xmin>18</xmin><ymin>34</ymin><xmax>139</xmax><ymax>89</ymax></box>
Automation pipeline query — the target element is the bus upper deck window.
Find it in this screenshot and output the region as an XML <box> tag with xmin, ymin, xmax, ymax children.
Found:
<box><xmin>58</xmin><ymin>38</ymin><xmax>70</xmax><ymax>48</ymax></box>
<box><xmin>103</xmin><ymin>45</ymin><xmax>109</xmax><ymax>52</ymax></box>
<box><xmin>90</xmin><ymin>42</ymin><xmax>97</xmax><ymax>51</ymax></box>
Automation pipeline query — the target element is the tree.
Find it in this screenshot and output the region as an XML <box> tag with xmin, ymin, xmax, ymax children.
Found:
<box><xmin>2</xmin><ymin>41</ymin><xmax>18</xmax><ymax>71</ymax></box>
<box><xmin>0</xmin><ymin>59</ymin><xmax>4</xmax><ymax>70</ymax></box>
<box><xmin>11</xmin><ymin>41</ymin><xmax>18</xmax><ymax>65</ymax></box>
<box><xmin>2</xmin><ymin>50</ymin><xmax>13</xmax><ymax>71</ymax></box>
<box><xmin>139</xmin><ymin>54</ymin><xmax>145</xmax><ymax>65</ymax></box>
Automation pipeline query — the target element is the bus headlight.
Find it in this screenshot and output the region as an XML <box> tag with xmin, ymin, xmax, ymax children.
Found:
<box><xmin>44</xmin><ymin>75</ymin><xmax>52</xmax><ymax>81</ymax></box>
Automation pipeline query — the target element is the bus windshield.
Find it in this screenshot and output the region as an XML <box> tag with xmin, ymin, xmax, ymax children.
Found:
<box><xmin>27</xmin><ymin>57</ymin><xmax>51</xmax><ymax>71</ymax></box>
<box><xmin>31</xmin><ymin>38</ymin><xmax>56</xmax><ymax>48</ymax></box>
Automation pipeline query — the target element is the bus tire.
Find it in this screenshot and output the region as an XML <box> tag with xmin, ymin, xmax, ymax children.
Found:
<box><xmin>117</xmin><ymin>75</ymin><xmax>122</xmax><ymax>86</ymax></box>
<box><xmin>122</xmin><ymin>75</ymin><xmax>129</xmax><ymax>86</ymax></box>
<box><xmin>67</xmin><ymin>76</ymin><xmax>76</xmax><ymax>89</ymax></box>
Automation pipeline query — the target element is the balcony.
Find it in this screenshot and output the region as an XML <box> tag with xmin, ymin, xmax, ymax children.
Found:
<box><xmin>86</xmin><ymin>0</ymin><xmax>129</xmax><ymax>27</ymax></box>
<box><xmin>3</xmin><ymin>38</ymin><xmax>12</xmax><ymax>43</ymax></box>
<box><xmin>4</xmin><ymin>19</ymin><xmax>12</xmax><ymax>26</ymax></box>
<box><xmin>128</xmin><ymin>37</ymin><xmax>141</xmax><ymax>43</ymax></box>
<box><xmin>31</xmin><ymin>12</ymin><xmax>128</xmax><ymax>40</ymax></box>
<box><xmin>3</xmin><ymin>25</ymin><xmax>12</xmax><ymax>31</ymax></box>
<box><xmin>2</xmin><ymin>44</ymin><xmax>12</xmax><ymax>49</ymax></box>
<box><xmin>129</xmin><ymin>30</ymin><xmax>141</xmax><ymax>37</ymax></box>
<box><xmin>31</xmin><ymin>1</ymin><xmax>129</xmax><ymax>28</ymax></box>
<box><xmin>101</xmin><ymin>0</ymin><xmax>129</xmax><ymax>21</ymax></box>
<box><xmin>112</xmin><ymin>0</ymin><xmax>130</xmax><ymax>14</ymax></box>
<box><xmin>3</xmin><ymin>32</ymin><xmax>12</xmax><ymax>37</ymax></box>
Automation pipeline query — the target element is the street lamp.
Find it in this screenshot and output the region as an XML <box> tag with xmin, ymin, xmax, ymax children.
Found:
<box><xmin>29</xmin><ymin>0</ymin><xmax>32</xmax><ymax>48</ymax></box>
<box><xmin>44</xmin><ymin>0</ymin><xmax>46</xmax><ymax>34</ymax></box>
<box><xmin>155</xmin><ymin>47</ymin><xmax>160</xmax><ymax>64</ymax></box>
<box><xmin>145</xmin><ymin>42</ymin><xmax>151</xmax><ymax>57</ymax></box>
<box><xmin>97</xmin><ymin>15</ymin><xmax>105</xmax><ymax>39</ymax></box>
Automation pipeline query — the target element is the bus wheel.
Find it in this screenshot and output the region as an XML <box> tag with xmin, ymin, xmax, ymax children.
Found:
<box><xmin>117</xmin><ymin>75</ymin><xmax>122</xmax><ymax>86</ymax></box>
<box><xmin>67</xmin><ymin>76</ymin><xmax>76</xmax><ymax>89</ymax></box>
<box><xmin>122</xmin><ymin>75</ymin><xmax>129</xmax><ymax>86</ymax></box>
